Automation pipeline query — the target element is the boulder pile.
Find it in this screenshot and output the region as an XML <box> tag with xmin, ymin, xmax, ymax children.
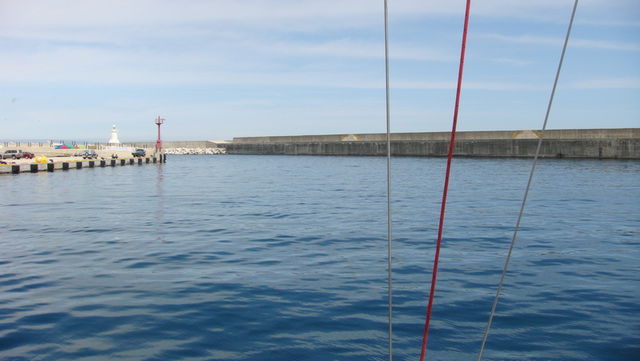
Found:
<box><xmin>164</xmin><ymin>147</ymin><xmax>226</xmax><ymax>155</ymax></box>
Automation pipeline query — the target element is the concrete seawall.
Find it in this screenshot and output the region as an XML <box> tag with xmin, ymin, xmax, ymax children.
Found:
<box><xmin>226</xmin><ymin>129</ymin><xmax>640</xmax><ymax>159</ymax></box>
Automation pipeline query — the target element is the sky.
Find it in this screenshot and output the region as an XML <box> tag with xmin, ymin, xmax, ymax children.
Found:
<box><xmin>1</xmin><ymin>0</ymin><xmax>639</xmax><ymax>142</ymax></box>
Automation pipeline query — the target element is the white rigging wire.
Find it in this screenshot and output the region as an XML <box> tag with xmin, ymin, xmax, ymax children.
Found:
<box><xmin>383</xmin><ymin>0</ymin><xmax>393</xmax><ymax>360</ymax></box>
<box><xmin>476</xmin><ymin>1</ymin><xmax>579</xmax><ymax>360</ymax></box>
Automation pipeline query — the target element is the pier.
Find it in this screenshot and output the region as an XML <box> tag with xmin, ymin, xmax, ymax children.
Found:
<box><xmin>0</xmin><ymin>156</ymin><xmax>166</xmax><ymax>175</ymax></box>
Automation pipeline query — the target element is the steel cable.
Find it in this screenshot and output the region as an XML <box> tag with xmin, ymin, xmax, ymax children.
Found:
<box><xmin>476</xmin><ymin>1</ymin><xmax>579</xmax><ymax>360</ymax></box>
<box><xmin>383</xmin><ymin>0</ymin><xmax>393</xmax><ymax>360</ymax></box>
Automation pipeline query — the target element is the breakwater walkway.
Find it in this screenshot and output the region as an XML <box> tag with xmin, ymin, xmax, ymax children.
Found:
<box><xmin>0</xmin><ymin>156</ymin><xmax>166</xmax><ymax>175</ymax></box>
<box><xmin>225</xmin><ymin>128</ymin><xmax>639</xmax><ymax>159</ymax></box>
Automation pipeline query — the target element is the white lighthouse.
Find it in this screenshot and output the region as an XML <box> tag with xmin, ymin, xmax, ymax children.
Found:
<box><xmin>108</xmin><ymin>125</ymin><xmax>121</xmax><ymax>144</ymax></box>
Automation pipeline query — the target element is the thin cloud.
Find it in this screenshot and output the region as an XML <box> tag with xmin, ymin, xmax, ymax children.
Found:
<box><xmin>0</xmin><ymin>43</ymin><xmax>538</xmax><ymax>91</ymax></box>
<box><xmin>267</xmin><ymin>39</ymin><xmax>453</xmax><ymax>62</ymax></box>
<box><xmin>479</xmin><ymin>33</ymin><xmax>640</xmax><ymax>51</ymax></box>
<box><xmin>567</xmin><ymin>78</ymin><xmax>640</xmax><ymax>89</ymax></box>
<box><xmin>392</xmin><ymin>80</ymin><xmax>542</xmax><ymax>91</ymax></box>
<box><xmin>489</xmin><ymin>58</ymin><xmax>534</xmax><ymax>67</ymax></box>
<box><xmin>572</xmin><ymin>39</ymin><xmax>640</xmax><ymax>51</ymax></box>
<box><xmin>577</xmin><ymin>19</ymin><xmax>640</xmax><ymax>27</ymax></box>
<box><xmin>0</xmin><ymin>0</ymin><xmax>565</xmax><ymax>27</ymax></box>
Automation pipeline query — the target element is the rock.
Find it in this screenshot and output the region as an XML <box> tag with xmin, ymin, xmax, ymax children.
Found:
<box><xmin>163</xmin><ymin>147</ymin><xmax>226</xmax><ymax>155</ymax></box>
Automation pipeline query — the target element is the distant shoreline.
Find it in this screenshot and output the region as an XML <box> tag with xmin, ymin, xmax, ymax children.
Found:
<box><xmin>2</xmin><ymin>128</ymin><xmax>638</xmax><ymax>159</ymax></box>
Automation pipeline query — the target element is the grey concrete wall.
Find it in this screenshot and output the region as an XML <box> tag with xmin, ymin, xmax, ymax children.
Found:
<box><xmin>224</xmin><ymin>138</ymin><xmax>640</xmax><ymax>159</ymax></box>
<box><xmin>233</xmin><ymin>128</ymin><xmax>639</xmax><ymax>143</ymax></box>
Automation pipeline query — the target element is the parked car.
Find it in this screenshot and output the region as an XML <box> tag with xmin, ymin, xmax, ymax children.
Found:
<box><xmin>1</xmin><ymin>149</ymin><xmax>23</xmax><ymax>159</ymax></box>
<box><xmin>132</xmin><ymin>149</ymin><xmax>146</xmax><ymax>157</ymax></box>
<box><xmin>81</xmin><ymin>150</ymin><xmax>99</xmax><ymax>159</ymax></box>
<box><xmin>22</xmin><ymin>152</ymin><xmax>35</xmax><ymax>159</ymax></box>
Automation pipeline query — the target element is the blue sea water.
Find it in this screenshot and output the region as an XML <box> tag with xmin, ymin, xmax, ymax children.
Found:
<box><xmin>0</xmin><ymin>155</ymin><xmax>638</xmax><ymax>361</ymax></box>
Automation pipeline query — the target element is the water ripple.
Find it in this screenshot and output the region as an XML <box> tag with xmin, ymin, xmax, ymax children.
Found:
<box><xmin>0</xmin><ymin>156</ymin><xmax>638</xmax><ymax>360</ymax></box>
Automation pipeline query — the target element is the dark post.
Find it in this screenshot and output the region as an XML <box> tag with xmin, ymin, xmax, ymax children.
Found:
<box><xmin>146</xmin><ymin>158</ymin><xmax>150</xmax><ymax>163</ymax></box>
<box><xmin>47</xmin><ymin>163</ymin><xmax>55</xmax><ymax>172</ymax></box>
<box><xmin>76</xmin><ymin>161</ymin><xmax>83</xmax><ymax>169</ymax></box>
<box><xmin>153</xmin><ymin>157</ymin><xmax>157</xmax><ymax>163</ymax></box>
<box><xmin>120</xmin><ymin>159</ymin><xmax>126</xmax><ymax>166</ymax></box>
<box><xmin>111</xmin><ymin>159</ymin><xmax>116</xmax><ymax>167</ymax></box>
<box><xmin>129</xmin><ymin>158</ymin><xmax>134</xmax><ymax>165</ymax></box>
<box><xmin>11</xmin><ymin>165</ymin><xmax>20</xmax><ymax>174</ymax></box>
<box><xmin>62</xmin><ymin>162</ymin><xmax>69</xmax><ymax>170</ymax></box>
<box><xmin>30</xmin><ymin>164</ymin><xmax>38</xmax><ymax>173</ymax></box>
<box><xmin>100</xmin><ymin>160</ymin><xmax>106</xmax><ymax>167</ymax></box>
<box><xmin>89</xmin><ymin>161</ymin><xmax>95</xmax><ymax>168</ymax></box>
<box><xmin>138</xmin><ymin>158</ymin><xmax>142</xmax><ymax>165</ymax></box>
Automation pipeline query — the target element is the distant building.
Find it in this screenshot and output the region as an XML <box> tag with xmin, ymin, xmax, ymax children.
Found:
<box><xmin>108</xmin><ymin>125</ymin><xmax>121</xmax><ymax>144</ymax></box>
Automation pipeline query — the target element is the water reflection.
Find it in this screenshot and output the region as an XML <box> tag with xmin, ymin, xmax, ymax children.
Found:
<box><xmin>155</xmin><ymin>163</ymin><xmax>167</xmax><ymax>243</ymax></box>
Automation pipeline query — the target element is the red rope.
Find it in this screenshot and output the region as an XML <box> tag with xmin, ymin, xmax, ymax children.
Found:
<box><xmin>418</xmin><ymin>1</ymin><xmax>471</xmax><ymax>360</ymax></box>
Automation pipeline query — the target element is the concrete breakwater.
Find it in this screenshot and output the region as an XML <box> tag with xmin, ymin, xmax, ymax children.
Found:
<box><xmin>225</xmin><ymin>128</ymin><xmax>639</xmax><ymax>159</ymax></box>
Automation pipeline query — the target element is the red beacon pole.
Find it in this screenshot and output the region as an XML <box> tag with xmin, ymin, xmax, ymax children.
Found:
<box><xmin>155</xmin><ymin>116</ymin><xmax>165</xmax><ymax>153</ymax></box>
